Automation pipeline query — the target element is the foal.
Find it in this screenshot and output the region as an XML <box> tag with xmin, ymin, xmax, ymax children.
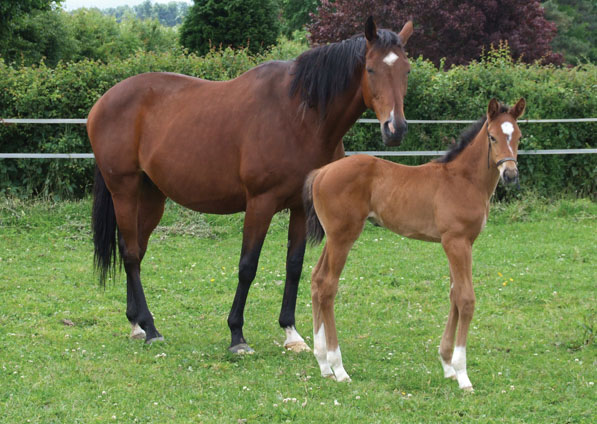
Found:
<box><xmin>303</xmin><ymin>98</ymin><xmax>526</xmax><ymax>390</ymax></box>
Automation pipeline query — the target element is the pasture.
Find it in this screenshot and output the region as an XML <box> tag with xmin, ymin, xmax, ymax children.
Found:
<box><xmin>0</xmin><ymin>196</ymin><xmax>595</xmax><ymax>423</ymax></box>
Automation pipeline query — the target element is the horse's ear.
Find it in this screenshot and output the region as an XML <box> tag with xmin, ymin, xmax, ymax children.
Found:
<box><xmin>487</xmin><ymin>98</ymin><xmax>500</xmax><ymax>121</ymax></box>
<box><xmin>509</xmin><ymin>98</ymin><xmax>526</xmax><ymax>120</ymax></box>
<box><xmin>365</xmin><ymin>16</ymin><xmax>378</xmax><ymax>43</ymax></box>
<box><xmin>398</xmin><ymin>21</ymin><xmax>414</xmax><ymax>46</ymax></box>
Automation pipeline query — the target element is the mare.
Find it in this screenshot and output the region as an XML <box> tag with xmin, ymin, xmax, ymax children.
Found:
<box><xmin>87</xmin><ymin>17</ymin><xmax>414</xmax><ymax>353</ymax></box>
<box><xmin>303</xmin><ymin>98</ymin><xmax>526</xmax><ymax>389</ymax></box>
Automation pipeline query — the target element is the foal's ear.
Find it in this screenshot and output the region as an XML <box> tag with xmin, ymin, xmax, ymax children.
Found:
<box><xmin>487</xmin><ymin>98</ymin><xmax>500</xmax><ymax>121</ymax></box>
<box><xmin>509</xmin><ymin>98</ymin><xmax>526</xmax><ymax>120</ymax></box>
<box><xmin>365</xmin><ymin>16</ymin><xmax>378</xmax><ymax>43</ymax></box>
<box><xmin>398</xmin><ymin>21</ymin><xmax>414</xmax><ymax>46</ymax></box>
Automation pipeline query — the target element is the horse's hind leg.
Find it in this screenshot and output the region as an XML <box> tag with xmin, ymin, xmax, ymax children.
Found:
<box><xmin>279</xmin><ymin>207</ymin><xmax>310</xmax><ymax>352</ymax></box>
<box><xmin>441</xmin><ymin>235</ymin><xmax>475</xmax><ymax>391</ymax></box>
<box><xmin>111</xmin><ymin>173</ymin><xmax>163</xmax><ymax>343</ymax></box>
<box><xmin>128</xmin><ymin>176</ymin><xmax>166</xmax><ymax>340</ymax></box>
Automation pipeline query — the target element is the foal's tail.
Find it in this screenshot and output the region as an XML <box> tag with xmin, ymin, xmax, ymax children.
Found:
<box><xmin>91</xmin><ymin>165</ymin><xmax>120</xmax><ymax>286</ymax></box>
<box><xmin>303</xmin><ymin>169</ymin><xmax>325</xmax><ymax>246</ymax></box>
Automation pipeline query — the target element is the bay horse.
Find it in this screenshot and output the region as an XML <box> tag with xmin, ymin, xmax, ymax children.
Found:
<box><xmin>87</xmin><ymin>17</ymin><xmax>414</xmax><ymax>353</ymax></box>
<box><xmin>303</xmin><ymin>98</ymin><xmax>526</xmax><ymax>390</ymax></box>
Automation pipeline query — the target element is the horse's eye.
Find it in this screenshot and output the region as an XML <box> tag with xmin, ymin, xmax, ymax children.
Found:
<box><xmin>366</xmin><ymin>68</ymin><xmax>374</xmax><ymax>74</ymax></box>
<box><xmin>489</xmin><ymin>135</ymin><xmax>497</xmax><ymax>143</ymax></box>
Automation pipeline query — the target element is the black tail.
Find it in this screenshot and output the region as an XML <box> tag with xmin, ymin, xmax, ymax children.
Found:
<box><xmin>303</xmin><ymin>170</ymin><xmax>325</xmax><ymax>246</ymax></box>
<box><xmin>92</xmin><ymin>166</ymin><xmax>120</xmax><ymax>286</ymax></box>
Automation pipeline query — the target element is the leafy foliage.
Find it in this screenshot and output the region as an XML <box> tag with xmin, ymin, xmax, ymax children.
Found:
<box><xmin>542</xmin><ymin>0</ymin><xmax>597</xmax><ymax>65</ymax></box>
<box><xmin>0</xmin><ymin>45</ymin><xmax>594</xmax><ymax>198</ymax></box>
<box><xmin>0</xmin><ymin>7</ymin><xmax>179</xmax><ymax>67</ymax></box>
<box><xmin>101</xmin><ymin>0</ymin><xmax>190</xmax><ymax>27</ymax></box>
<box><xmin>277</xmin><ymin>0</ymin><xmax>320</xmax><ymax>37</ymax></box>
<box><xmin>180</xmin><ymin>0</ymin><xmax>280</xmax><ymax>55</ymax></box>
<box><xmin>309</xmin><ymin>0</ymin><xmax>562</xmax><ymax>67</ymax></box>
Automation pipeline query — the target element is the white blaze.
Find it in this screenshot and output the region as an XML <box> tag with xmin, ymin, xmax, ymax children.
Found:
<box><xmin>501</xmin><ymin>121</ymin><xmax>514</xmax><ymax>154</ymax></box>
<box><xmin>383</xmin><ymin>52</ymin><xmax>399</xmax><ymax>66</ymax></box>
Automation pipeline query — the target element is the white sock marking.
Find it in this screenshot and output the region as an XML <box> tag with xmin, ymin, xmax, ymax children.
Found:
<box><xmin>313</xmin><ymin>325</ymin><xmax>332</xmax><ymax>377</ymax></box>
<box><xmin>284</xmin><ymin>326</ymin><xmax>305</xmax><ymax>345</ymax></box>
<box><xmin>130</xmin><ymin>323</ymin><xmax>145</xmax><ymax>339</ymax></box>
<box><xmin>383</xmin><ymin>52</ymin><xmax>399</xmax><ymax>66</ymax></box>
<box><xmin>452</xmin><ymin>346</ymin><xmax>473</xmax><ymax>389</ymax></box>
<box><xmin>328</xmin><ymin>346</ymin><xmax>351</xmax><ymax>382</ymax></box>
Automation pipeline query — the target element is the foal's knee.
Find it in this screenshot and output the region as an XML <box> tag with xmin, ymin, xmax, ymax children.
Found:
<box><xmin>458</xmin><ymin>296</ymin><xmax>476</xmax><ymax>320</ymax></box>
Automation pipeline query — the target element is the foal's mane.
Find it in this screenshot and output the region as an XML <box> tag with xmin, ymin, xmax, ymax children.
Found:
<box><xmin>435</xmin><ymin>104</ymin><xmax>509</xmax><ymax>163</ymax></box>
<box><xmin>289</xmin><ymin>30</ymin><xmax>402</xmax><ymax>117</ymax></box>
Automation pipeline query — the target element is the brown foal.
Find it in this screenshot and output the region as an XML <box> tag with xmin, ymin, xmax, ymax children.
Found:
<box><xmin>303</xmin><ymin>98</ymin><xmax>526</xmax><ymax>390</ymax></box>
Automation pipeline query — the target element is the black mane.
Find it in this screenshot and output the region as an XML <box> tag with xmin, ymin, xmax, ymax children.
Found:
<box><xmin>435</xmin><ymin>104</ymin><xmax>509</xmax><ymax>163</ymax></box>
<box><xmin>289</xmin><ymin>30</ymin><xmax>401</xmax><ymax>117</ymax></box>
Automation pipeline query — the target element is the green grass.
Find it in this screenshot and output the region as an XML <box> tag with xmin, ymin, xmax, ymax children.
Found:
<box><xmin>0</xmin><ymin>196</ymin><xmax>595</xmax><ymax>423</ymax></box>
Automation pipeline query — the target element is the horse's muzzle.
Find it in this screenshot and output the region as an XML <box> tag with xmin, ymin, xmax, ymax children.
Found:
<box><xmin>502</xmin><ymin>167</ymin><xmax>519</xmax><ymax>185</ymax></box>
<box><xmin>382</xmin><ymin>118</ymin><xmax>408</xmax><ymax>147</ymax></box>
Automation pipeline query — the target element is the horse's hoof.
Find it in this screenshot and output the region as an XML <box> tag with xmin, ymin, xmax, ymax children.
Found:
<box><xmin>130</xmin><ymin>324</ymin><xmax>146</xmax><ymax>340</ymax></box>
<box><xmin>461</xmin><ymin>386</ymin><xmax>474</xmax><ymax>393</ymax></box>
<box><xmin>229</xmin><ymin>343</ymin><xmax>255</xmax><ymax>355</ymax></box>
<box><xmin>145</xmin><ymin>335</ymin><xmax>164</xmax><ymax>344</ymax></box>
<box><xmin>284</xmin><ymin>341</ymin><xmax>311</xmax><ymax>353</ymax></box>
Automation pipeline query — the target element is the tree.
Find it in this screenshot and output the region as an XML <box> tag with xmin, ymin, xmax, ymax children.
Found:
<box><xmin>0</xmin><ymin>0</ymin><xmax>60</xmax><ymax>61</ymax></box>
<box><xmin>1</xmin><ymin>8</ymin><xmax>76</xmax><ymax>66</ymax></box>
<box><xmin>179</xmin><ymin>0</ymin><xmax>280</xmax><ymax>55</ymax></box>
<box><xmin>279</xmin><ymin>0</ymin><xmax>320</xmax><ymax>37</ymax></box>
<box><xmin>309</xmin><ymin>0</ymin><xmax>562</xmax><ymax>67</ymax></box>
<box><xmin>542</xmin><ymin>0</ymin><xmax>596</xmax><ymax>64</ymax></box>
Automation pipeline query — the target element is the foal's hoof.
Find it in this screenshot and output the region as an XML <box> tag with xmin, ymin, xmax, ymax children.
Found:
<box><xmin>461</xmin><ymin>386</ymin><xmax>474</xmax><ymax>393</ymax></box>
<box><xmin>284</xmin><ymin>341</ymin><xmax>311</xmax><ymax>353</ymax></box>
<box><xmin>229</xmin><ymin>343</ymin><xmax>255</xmax><ymax>355</ymax></box>
<box><xmin>145</xmin><ymin>335</ymin><xmax>165</xmax><ymax>344</ymax></box>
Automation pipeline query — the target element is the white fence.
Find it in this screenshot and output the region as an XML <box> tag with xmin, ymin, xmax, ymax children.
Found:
<box><xmin>1</xmin><ymin>118</ymin><xmax>596</xmax><ymax>159</ymax></box>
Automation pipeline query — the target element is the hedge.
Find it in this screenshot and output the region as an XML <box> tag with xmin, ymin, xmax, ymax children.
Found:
<box><xmin>0</xmin><ymin>46</ymin><xmax>595</xmax><ymax>198</ymax></box>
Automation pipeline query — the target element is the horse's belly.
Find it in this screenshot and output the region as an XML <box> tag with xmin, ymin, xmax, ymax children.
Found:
<box><xmin>144</xmin><ymin>155</ymin><xmax>246</xmax><ymax>214</ymax></box>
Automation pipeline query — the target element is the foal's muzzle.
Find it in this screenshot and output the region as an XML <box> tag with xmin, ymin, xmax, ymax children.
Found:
<box><xmin>382</xmin><ymin>118</ymin><xmax>408</xmax><ymax>147</ymax></box>
<box><xmin>497</xmin><ymin>157</ymin><xmax>519</xmax><ymax>185</ymax></box>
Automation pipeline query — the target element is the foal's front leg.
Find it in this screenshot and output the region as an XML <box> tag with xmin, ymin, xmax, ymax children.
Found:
<box><xmin>440</xmin><ymin>235</ymin><xmax>475</xmax><ymax>391</ymax></box>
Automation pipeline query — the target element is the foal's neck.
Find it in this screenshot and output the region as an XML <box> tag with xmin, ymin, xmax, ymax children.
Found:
<box><xmin>452</xmin><ymin>122</ymin><xmax>501</xmax><ymax>200</ymax></box>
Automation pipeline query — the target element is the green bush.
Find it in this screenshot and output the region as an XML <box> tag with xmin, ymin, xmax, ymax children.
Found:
<box><xmin>0</xmin><ymin>45</ymin><xmax>595</xmax><ymax>198</ymax></box>
<box><xmin>179</xmin><ymin>0</ymin><xmax>280</xmax><ymax>55</ymax></box>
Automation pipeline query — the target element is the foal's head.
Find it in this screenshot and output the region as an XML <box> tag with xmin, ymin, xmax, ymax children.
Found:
<box><xmin>361</xmin><ymin>17</ymin><xmax>413</xmax><ymax>146</ymax></box>
<box><xmin>486</xmin><ymin>98</ymin><xmax>526</xmax><ymax>184</ymax></box>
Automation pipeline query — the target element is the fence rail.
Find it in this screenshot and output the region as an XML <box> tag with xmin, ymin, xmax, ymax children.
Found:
<box><xmin>1</xmin><ymin>118</ymin><xmax>595</xmax><ymax>159</ymax></box>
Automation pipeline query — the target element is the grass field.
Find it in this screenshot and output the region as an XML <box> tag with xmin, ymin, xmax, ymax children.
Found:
<box><xmin>0</xmin><ymin>196</ymin><xmax>595</xmax><ymax>423</ymax></box>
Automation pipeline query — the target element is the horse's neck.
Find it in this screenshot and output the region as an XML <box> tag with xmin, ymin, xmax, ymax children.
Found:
<box><xmin>452</xmin><ymin>124</ymin><xmax>501</xmax><ymax>200</ymax></box>
<box><xmin>319</xmin><ymin>78</ymin><xmax>367</xmax><ymax>143</ymax></box>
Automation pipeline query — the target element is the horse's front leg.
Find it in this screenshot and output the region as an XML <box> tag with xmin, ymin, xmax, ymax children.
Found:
<box><xmin>227</xmin><ymin>196</ymin><xmax>275</xmax><ymax>354</ymax></box>
<box><xmin>441</xmin><ymin>235</ymin><xmax>475</xmax><ymax>391</ymax></box>
<box><xmin>279</xmin><ymin>207</ymin><xmax>310</xmax><ymax>352</ymax></box>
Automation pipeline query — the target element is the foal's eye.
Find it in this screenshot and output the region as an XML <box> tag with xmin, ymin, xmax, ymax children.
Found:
<box><xmin>489</xmin><ymin>134</ymin><xmax>497</xmax><ymax>143</ymax></box>
<box><xmin>366</xmin><ymin>68</ymin><xmax>374</xmax><ymax>74</ymax></box>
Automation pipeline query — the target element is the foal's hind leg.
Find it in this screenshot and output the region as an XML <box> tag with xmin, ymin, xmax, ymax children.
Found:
<box><xmin>111</xmin><ymin>174</ymin><xmax>163</xmax><ymax>343</ymax></box>
<box><xmin>128</xmin><ymin>177</ymin><xmax>166</xmax><ymax>340</ymax></box>
<box><xmin>312</xmin><ymin>238</ymin><xmax>354</xmax><ymax>382</ymax></box>
<box><xmin>279</xmin><ymin>207</ymin><xmax>310</xmax><ymax>352</ymax></box>
<box><xmin>440</xmin><ymin>235</ymin><xmax>475</xmax><ymax>391</ymax></box>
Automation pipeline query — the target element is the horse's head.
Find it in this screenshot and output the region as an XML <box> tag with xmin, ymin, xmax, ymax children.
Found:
<box><xmin>361</xmin><ymin>17</ymin><xmax>413</xmax><ymax>147</ymax></box>
<box><xmin>486</xmin><ymin>98</ymin><xmax>526</xmax><ymax>185</ymax></box>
